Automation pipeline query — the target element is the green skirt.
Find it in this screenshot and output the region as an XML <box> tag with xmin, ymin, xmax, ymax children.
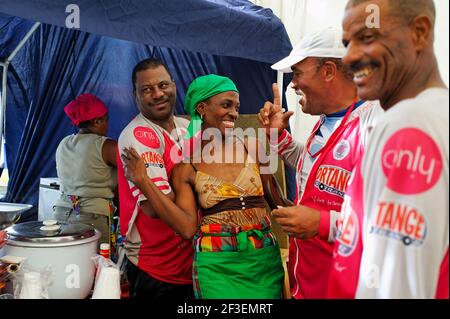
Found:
<box><xmin>193</xmin><ymin>228</ymin><xmax>284</xmax><ymax>299</ymax></box>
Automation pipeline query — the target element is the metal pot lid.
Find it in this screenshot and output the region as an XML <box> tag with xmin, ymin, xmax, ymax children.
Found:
<box><xmin>6</xmin><ymin>221</ymin><xmax>97</xmax><ymax>244</ymax></box>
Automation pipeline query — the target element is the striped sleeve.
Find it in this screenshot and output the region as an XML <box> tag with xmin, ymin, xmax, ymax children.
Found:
<box><xmin>269</xmin><ymin>130</ymin><xmax>304</xmax><ymax>170</ymax></box>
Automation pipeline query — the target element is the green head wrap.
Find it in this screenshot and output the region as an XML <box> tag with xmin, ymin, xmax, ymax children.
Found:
<box><xmin>184</xmin><ymin>74</ymin><xmax>239</xmax><ymax>139</ymax></box>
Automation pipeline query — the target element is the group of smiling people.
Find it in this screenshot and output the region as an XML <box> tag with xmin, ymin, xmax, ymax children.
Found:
<box><xmin>10</xmin><ymin>0</ymin><xmax>446</xmax><ymax>300</ymax></box>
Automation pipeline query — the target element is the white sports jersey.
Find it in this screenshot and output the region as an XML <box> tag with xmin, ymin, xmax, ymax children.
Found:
<box><xmin>117</xmin><ymin>114</ymin><xmax>193</xmax><ymax>284</ymax></box>
<box><xmin>356</xmin><ymin>88</ymin><xmax>449</xmax><ymax>298</ymax></box>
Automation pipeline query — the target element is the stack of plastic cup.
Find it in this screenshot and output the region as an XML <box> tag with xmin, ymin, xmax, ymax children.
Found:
<box><xmin>19</xmin><ymin>272</ymin><xmax>43</xmax><ymax>299</ymax></box>
<box><xmin>91</xmin><ymin>267</ymin><xmax>121</xmax><ymax>299</ymax></box>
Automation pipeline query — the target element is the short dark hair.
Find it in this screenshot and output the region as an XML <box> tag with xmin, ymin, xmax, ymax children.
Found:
<box><xmin>131</xmin><ymin>58</ymin><xmax>173</xmax><ymax>92</ymax></box>
<box><xmin>315</xmin><ymin>57</ymin><xmax>354</xmax><ymax>81</ymax></box>
<box><xmin>346</xmin><ymin>0</ymin><xmax>436</xmax><ymax>26</ymax></box>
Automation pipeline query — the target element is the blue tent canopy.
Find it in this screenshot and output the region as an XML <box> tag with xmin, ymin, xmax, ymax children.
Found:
<box><xmin>0</xmin><ymin>0</ymin><xmax>295</xmax><ymax>220</ymax></box>
<box><xmin>0</xmin><ymin>15</ymin><xmax>36</xmax><ymax>59</ymax></box>
<box><xmin>0</xmin><ymin>0</ymin><xmax>292</xmax><ymax>63</ymax></box>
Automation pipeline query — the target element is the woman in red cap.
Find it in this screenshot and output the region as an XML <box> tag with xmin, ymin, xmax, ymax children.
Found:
<box><xmin>53</xmin><ymin>94</ymin><xmax>117</xmax><ymax>249</ymax></box>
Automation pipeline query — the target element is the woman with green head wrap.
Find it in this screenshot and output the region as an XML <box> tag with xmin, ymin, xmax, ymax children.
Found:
<box><xmin>183</xmin><ymin>74</ymin><xmax>240</xmax><ymax>139</ymax></box>
<box><xmin>121</xmin><ymin>74</ymin><xmax>284</xmax><ymax>299</ymax></box>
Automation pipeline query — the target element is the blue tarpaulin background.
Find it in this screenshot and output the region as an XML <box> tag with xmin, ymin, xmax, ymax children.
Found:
<box><xmin>0</xmin><ymin>0</ymin><xmax>295</xmax><ymax>221</ymax></box>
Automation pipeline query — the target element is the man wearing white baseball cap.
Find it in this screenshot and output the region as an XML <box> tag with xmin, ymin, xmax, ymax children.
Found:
<box><xmin>258</xmin><ymin>27</ymin><xmax>382</xmax><ymax>299</ymax></box>
<box><xmin>272</xmin><ymin>27</ymin><xmax>347</xmax><ymax>73</ymax></box>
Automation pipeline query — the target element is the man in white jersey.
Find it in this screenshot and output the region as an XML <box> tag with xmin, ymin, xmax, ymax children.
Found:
<box><xmin>117</xmin><ymin>59</ymin><xmax>193</xmax><ymax>299</ymax></box>
<box><xmin>335</xmin><ymin>0</ymin><xmax>449</xmax><ymax>298</ymax></box>
<box><xmin>258</xmin><ymin>27</ymin><xmax>381</xmax><ymax>298</ymax></box>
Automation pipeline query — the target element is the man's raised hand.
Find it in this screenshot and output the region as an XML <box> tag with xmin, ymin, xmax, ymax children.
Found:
<box><xmin>258</xmin><ymin>83</ymin><xmax>294</xmax><ymax>135</ymax></box>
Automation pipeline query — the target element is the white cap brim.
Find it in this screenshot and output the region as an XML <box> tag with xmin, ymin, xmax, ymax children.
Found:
<box><xmin>271</xmin><ymin>54</ymin><xmax>307</xmax><ymax>73</ymax></box>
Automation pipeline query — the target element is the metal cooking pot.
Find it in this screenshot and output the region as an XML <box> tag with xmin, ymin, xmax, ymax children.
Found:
<box><xmin>1</xmin><ymin>221</ymin><xmax>100</xmax><ymax>299</ymax></box>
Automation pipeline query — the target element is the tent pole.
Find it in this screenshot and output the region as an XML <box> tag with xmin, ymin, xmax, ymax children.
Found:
<box><xmin>6</xmin><ymin>22</ymin><xmax>41</xmax><ymax>62</ymax></box>
<box><xmin>0</xmin><ymin>62</ymin><xmax>9</xmax><ymax>164</ymax></box>
<box><xmin>277</xmin><ymin>71</ymin><xmax>283</xmax><ymax>107</ymax></box>
<box><xmin>0</xmin><ymin>22</ymin><xmax>41</xmax><ymax>161</ymax></box>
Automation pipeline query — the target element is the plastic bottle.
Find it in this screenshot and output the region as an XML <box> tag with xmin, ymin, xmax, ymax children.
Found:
<box><xmin>99</xmin><ymin>243</ymin><xmax>110</xmax><ymax>259</ymax></box>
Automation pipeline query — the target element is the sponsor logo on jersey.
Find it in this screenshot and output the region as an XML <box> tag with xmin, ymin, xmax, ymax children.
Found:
<box><xmin>333</xmin><ymin>139</ymin><xmax>350</xmax><ymax>160</ymax></box>
<box><xmin>336</xmin><ymin>199</ymin><xmax>359</xmax><ymax>256</ymax></box>
<box><xmin>134</xmin><ymin>126</ymin><xmax>161</xmax><ymax>149</ymax></box>
<box><xmin>141</xmin><ymin>152</ymin><xmax>164</xmax><ymax>168</ymax></box>
<box><xmin>381</xmin><ymin>128</ymin><xmax>442</xmax><ymax>194</ymax></box>
<box><xmin>314</xmin><ymin>165</ymin><xmax>351</xmax><ymax>198</ymax></box>
<box><xmin>370</xmin><ymin>201</ymin><xmax>427</xmax><ymax>246</ymax></box>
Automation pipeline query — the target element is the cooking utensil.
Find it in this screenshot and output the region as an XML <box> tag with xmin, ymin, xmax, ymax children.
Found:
<box><xmin>2</xmin><ymin>220</ymin><xmax>101</xmax><ymax>299</ymax></box>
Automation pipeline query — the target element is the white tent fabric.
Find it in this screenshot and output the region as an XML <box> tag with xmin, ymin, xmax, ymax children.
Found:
<box><xmin>253</xmin><ymin>0</ymin><xmax>449</xmax><ymax>143</ymax></box>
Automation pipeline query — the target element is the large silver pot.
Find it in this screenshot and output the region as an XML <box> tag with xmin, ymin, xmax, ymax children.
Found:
<box><xmin>1</xmin><ymin>221</ymin><xmax>100</xmax><ymax>299</ymax></box>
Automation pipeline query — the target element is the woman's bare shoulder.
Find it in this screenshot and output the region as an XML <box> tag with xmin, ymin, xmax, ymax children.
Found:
<box><xmin>172</xmin><ymin>162</ymin><xmax>196</xmax><ymax>180</ymax></box>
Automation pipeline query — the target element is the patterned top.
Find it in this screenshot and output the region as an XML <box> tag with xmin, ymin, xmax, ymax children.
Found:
<box><xmin>194</xmin><ymin>161</ymin><xmax>268</xmax><ymax>227</ymax></box>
